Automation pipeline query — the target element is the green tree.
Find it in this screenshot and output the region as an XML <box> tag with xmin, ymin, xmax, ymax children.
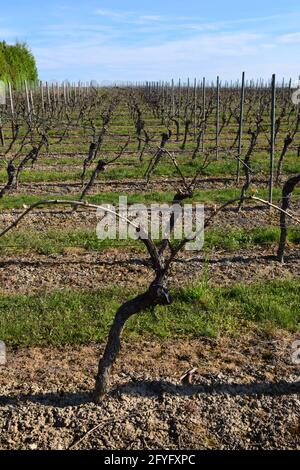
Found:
<box><xmin>0</xmin><ymin>41</ymin><xmax>38</xmax><ymax>85</ymax></box>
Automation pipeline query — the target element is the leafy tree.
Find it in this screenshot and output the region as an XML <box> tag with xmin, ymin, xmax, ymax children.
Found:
<box><xmin>0</xmin><ymin>41</ymin><xmax>38</xmax><ymax>85</ymax></box>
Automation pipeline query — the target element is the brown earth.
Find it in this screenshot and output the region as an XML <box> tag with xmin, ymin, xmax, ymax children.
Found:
<box><xmin>1</xmin><ymin>196</ymin><xmax>299</xmax><ymax>234</ymax></box>
<box><xmin>2</xmin><ymin>175</ymin><xmax>277</xmax><ymax>196</ymax></box>
<box><xmin>0</xmin><ymin>332</ymin><xmax>299</xmax><ymax>450</ymax></box>
<box><xmin>0</xmin><ymin>247</ymin><xmax>299</xmax><ymax>295</ymax></box>
<box><xmin>1</xmin><ymin>195</ymin><xmax>299</xmax><ymax>295</ymax></box>
<box><xmin>0</xmin><ymin>177</ymin><xmax>299</xmax><ymax>450</ymax></box>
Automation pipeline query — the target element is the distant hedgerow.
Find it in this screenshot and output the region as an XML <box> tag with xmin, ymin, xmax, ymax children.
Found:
<box><xmin>0</xmin><ymin>41</ymin><xmax>38</xmax><ymax>85</ymax></box>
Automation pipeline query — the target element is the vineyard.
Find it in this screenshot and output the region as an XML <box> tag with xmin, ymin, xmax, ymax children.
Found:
<box><xmin>0</xmin><ymin>78</ymin><xmax>299</xmax><ymax>450</ymax></box>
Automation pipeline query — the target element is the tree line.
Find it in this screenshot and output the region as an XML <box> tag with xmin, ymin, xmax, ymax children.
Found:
<box><xmin>0</xmin><ymin>41</ymin><xmax>38</xmax><ymax>85</ymax></box>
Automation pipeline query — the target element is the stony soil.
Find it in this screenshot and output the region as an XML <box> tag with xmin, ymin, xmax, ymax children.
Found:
<box><xmin>2</xmin><ymin>201</ymin><xmax>298</xmax><ymax>231</ymax></box>
<box><xmin>0</xmin><ymin>176</ymin><xmax>299</xmax><ymax>450</ymax></box>
<box><xmin>0</xmin><ymin>246</ymin><xmax>299</xmax><ymax>295</ymax></box>
<box><xmin>0</xmin><ymin>332</ymin><xmax>299</xmax><ymax>450</ymax></box>
<box><xmin>2</xmin><ymin>175</ymin><xmax>275</xmax><ymax>196</ymax></box>
<box><xmin>1</xmin><ymin>198</ymin><xmax>299</xmax><ymax>295</ymax></box>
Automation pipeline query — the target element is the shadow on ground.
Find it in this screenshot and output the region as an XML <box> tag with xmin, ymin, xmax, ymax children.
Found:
<box><xmin>0</xmin><ymin>378</ymin><xmax>299</xmax><ymax>408</ymax></box>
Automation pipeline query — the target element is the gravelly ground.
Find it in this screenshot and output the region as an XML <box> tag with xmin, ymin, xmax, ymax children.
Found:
<box><xmin>2</xmin><ymin>201</ymin><xmax>297</xmax><ymax>231</ymax></box>
<box><xmin>1</xmin><ymin>198</ymin><xmax>299</xmax><ymax>295</ymax></box>
<box><xmin>0</xmin><ymin>176</ymin><xmax>299</xmax><ymax>450</ymax></box>
<box><xmin>0</xmin><ymin>176</ymin><xmax>261</xmax><ymax>196</ymax></box>
<box><xmin>0</xmin><ymin>247</ymin><xmax>299</xmax><ymax>294</ymax></box>
<box><xmin>0</xmin><ymin>333</ymin><xmax>299</xmax><ymax>450</ymax></box>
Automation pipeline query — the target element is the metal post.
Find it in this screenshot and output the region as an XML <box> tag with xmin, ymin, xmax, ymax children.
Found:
<box><xmin>216</xmin><ymin>76</ymin><xmax>220</xmax><ymax>160</ymax></box>
<box><xmin>24</xmin><ymin>80</ymin><xmax>31</xmax><ymax>121</ymax></box>
<box><xmin>171</xmin><ymin>78</ymin><xmax>175</xmax><ymax>116</ymax></box>
<box><xmin>269</xmin><ymin>74</ymin><xmax>276</xmax><ymax>205</ymax></box>
<box><xmin>193</xmin><ymin>78</ymin><xmax>197</xmax><ymax>140</ymax></box>
<box><xmin>8</xmin><ymin>82</ymin><xmax>15</xmax><ymax>138</ymax></box>
<box><xmin>237</xmin><ymin>72</ymin><xmax>245</xmax><ymax>184</ymax></box>
<box><xmin>201</xmin><ymin>77</ymin><xmax>206</xmax><ymax>152</ymax></box>
<box><xmin>46</xmin><ymin>81</ymin><xmax>51</xmax><ymax>109</ymax></box>
<box><xmin>185</xmin><ymin>77</ymin><xmax>190</xmax><ymax>120</ymax></box>
<box><xmin>178</xmin><ymin>78</ymin><xmax>181</xmax><ymax>118</ymax></box>
<box><xmin>41</xmin><ymin>81</ymin><xmax>45</xmax><ymax>113</ymax></box>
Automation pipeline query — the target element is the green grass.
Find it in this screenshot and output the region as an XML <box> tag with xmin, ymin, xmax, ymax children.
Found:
<box><xmin>0</xmin><ymin>228</ymin><xmax>137</xmax><ymax>255</ymax></box>
<box><xmin>205</xmin><ymin>226</ymin><xmax>300</xmax><ymax>250</ymax></box>
<box><xmin>0</xmin><ymin>279</ymin><xmax>299</xmax><ymax>347</ymax></box>
<box><xmin>0</xmin><ymin>225</ymin><xmax>299</xmax><ymax>255</ymax></box>
<box><xmin>1</xmin><ymin>187</ymin><xmax>300</xmax><ymax>211</ymax></box>
<box><xmin>1</xmin><ymin>149</ymin><xmax>299</xmax><ymax>182</ymax></box>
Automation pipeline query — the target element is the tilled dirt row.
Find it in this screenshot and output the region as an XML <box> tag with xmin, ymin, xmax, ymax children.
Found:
<box><xmin>1</xmin><ymin>202</ymin><xmax>299</xmax><ymax>233</ymax></box>
<box><xmin>2</xmin><ymin>176</ymin><xmax>276</xmax><ymax>196</ymax></box>
<box><xmin>0</xmin><ymin>333</ymin><xmax>299</xmax><ymax>450</ymax></box>
<box><xmin>0</xmin><ymin>247</ymin><xmax>299</xmax><ymax>294</ymax></box>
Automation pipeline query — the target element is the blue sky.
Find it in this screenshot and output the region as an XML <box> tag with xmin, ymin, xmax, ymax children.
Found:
<box><xmin>1</xmin><ymin>0</ymin><xmax>300</xmax><ymax>82</ymax></box>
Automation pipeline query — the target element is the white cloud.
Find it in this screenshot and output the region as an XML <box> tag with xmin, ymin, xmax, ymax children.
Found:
<box><xmin>139</xmin><ymin>15</ymin><xmax>162</xmax><ymax>22</ymax></box>
<box><xmin>95</xmin><ymin>9</ymin><xmax>164</xmax><ymax>26</ymax></box>
<box><xmin>7</xmin><ymin>7</ymin><xmax>298</xmax><ymax>81</ymax></box>
<box><xmin>95</xmin><ymin>9</ymin><xmax>133</xmax><ymax>20</ymax></box>
<box><xmin>34</xmin><ymin>31</ymin><xmax>278</xmax><ymax>81</ymax></box>
<box><xmin>278</xmin><ymin>32</ymin><xmax>300</xmax><ymax>44</ymax></box>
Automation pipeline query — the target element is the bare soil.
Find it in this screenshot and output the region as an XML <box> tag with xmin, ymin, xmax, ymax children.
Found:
<box><xmin>2</xmin><ymin>197</ymin><xmax>299</xmax><ymax>294</ymax></box>
<box><xmin>1</xmin><ymin>198</ymin><xmax>299</xmax><ymax>234</ymax></box>
<box><xmin>0</xmin><ymin>176</ymin><xmax>299</xmax><ymax>450</ymax></box>
<box><xmin>4</xmin><ymin>175</ymin><xmax>275</xmax><ymax>196</ymax></box>
<box><xmin>0</xmin><ymin>332</ymin><xmax>299</xmax><ymax>450</ymax></box>
<box><xmin>0</xmin><ymin>247</ymin><xmax>299</xmax><ymax>294</ymax></box>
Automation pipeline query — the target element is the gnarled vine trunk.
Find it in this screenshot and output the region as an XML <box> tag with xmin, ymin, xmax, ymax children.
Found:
<box><xmin>277</xmin><ymin>174</ymin><xmax>300</xmax><ymax>263</ymax></box>
<box><xmin>94</xmin><ymin>282</ymin><xmax>173</xmax><ymax>403</ymax></box>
